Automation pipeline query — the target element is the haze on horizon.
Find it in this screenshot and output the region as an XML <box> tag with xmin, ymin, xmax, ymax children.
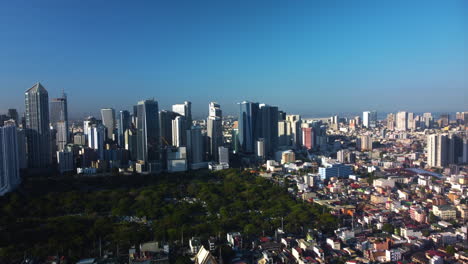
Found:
<box><xmin>0</xmin><ymin>0</ymin><xmax>467</xmax><ymax>118</ymax></box>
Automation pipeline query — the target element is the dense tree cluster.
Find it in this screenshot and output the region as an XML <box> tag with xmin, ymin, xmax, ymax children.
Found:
<box><xmin>0</xmin><ymin>169</ymin><xmax>337</xmax><ymax>263</ymax></box>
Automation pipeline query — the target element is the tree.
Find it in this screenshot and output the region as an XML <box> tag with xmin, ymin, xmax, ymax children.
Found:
<box><xmin>382</xmin><ymin>223</ymin><xmax>394</xmax><ymax>234</ymax></box>
<box><xmin>445</xmin><ymin>245</ymin><xmax>455</xmax><ymax>256</ymax></box>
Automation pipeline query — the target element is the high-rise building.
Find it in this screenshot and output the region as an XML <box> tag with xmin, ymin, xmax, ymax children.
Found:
<box><xmin>286</xmin><ymin>115</ymin><xmax>302</xmax><ymax>147</ymax></box>
<box><xmin>386</xmin><ymin>113</ymin><xmax>395</xmax><ymax>130</ymax></box>
<box><xmin>25</xmin><ymin>82</ymin><xmax>51</xmax><ymax>168</ymax></box>
<box><xmin>258</xmin><ymin>104</ymin><xmax>279</xmax><ymax>157</ymax></box>
<box><xmin>363</xmin><ymin>111</ymin><xmax>377</xmax><ymax>128</ymax></box>
<box><xmin>159</xmin><ymin>110</ymin><xmax>179</xmax><ymax>147</ymax></box>
<box><xmin>423</xmin><ymin>113</ymin><xmax>433</xmax><ymax>128</ymax></box>
<box><xmin>207</xmin><ymin>102</ymin><xmax>223</xmax><ymax>162</ymax></box>
<box><xmin>124</xmin><ymin>128</ymin><xmax>137</xmax><ymax>160</ymax></box>
<box><xmin>7</xmin><ymin>109</ymin><xmax>18</xmax><ymax>125</ymax></box>
<box><xmin>357</xmin><ymin>135</ymin><xmax>373</xmax><ymax>151</ymax></box>
<box><xmin>278</xmin><ymin>120</ymin><xmax>292</xmax><ymax>147</ymax></box>
<box><xmin>302</xmin><ymin>126</ymin><xmax>314</xmax><ymax>150</ymax></box>
<box><xmin>218</xmin><ymin>146</ymin><xmax>229</xmax><ymax>164</ymax></box>
<box><xmin>427</xmin><ymin>134</ymin><xmax>448</xmax><ymax>167</ymax></box>
<box><xmin>238</xmin><ymin>101</ymin><xmax>258</xmax><ymax>153</ymax></box>
<box><xmin>57</xmin><ymin>150</ymin><xmax>74</xmax><ymax>174</ymax></box>
<box><xmin>136</xmin><ymin>100</ymin><xmax>160</xmax><ymax>163</ymax></box>
<box><xmin>117</xmin><ymin>110</ymin><xmax>131</xmax><ymax>147</ymax></box>
<box><xmin>88</xmin><ymin>124</ymin><xmax>106</xmax><ymax>159</ymax></box>
<box><xmin>101</xmin><ymin>108</ymin><xmax>116</xmax><ymax>140</ymax></box>
<box><xmin>256</xmin><ymin>138</ymin><xmax>265</xmax><ymax>159</ymax></box>
<box><xmin>396</xmin><ymin>111</ymin><xmax>408</xmax><ymax>131</ymax></box>
<box><xmin>50</xmin><ymin>92</ymin><xmax>69</xmax><ymax>150</ymax></box>
<box><xmin>0</xmin><ymin>124</ymin><xmax>21</xmax><ymax>195</ymax></box>
<box><xmin>439</xmin><ymin>114</ymin><xmax>449</xmax><ymax>127</ymax></box>
<box><xmin>172</xmin><ymin>101</ymin><xmax>192</xmax><ymax>129</ymax></box>
<box><xmin>172</xmin><ymin>116</ymin><xmax>186</xmax><ymax>147</ymax></box>
<box><xmin>407</xmin><ymin>112</ymin><xmax>415</xmax><ymax>130</ymax></box>
<box><xmin>186</xmin><ymin>125</ymin><xmax>204</xmax><ymax>165</ymax></box>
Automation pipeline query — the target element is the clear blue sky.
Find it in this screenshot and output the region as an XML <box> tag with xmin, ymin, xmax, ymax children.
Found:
<box><xmin>0</xmin><ymin>0</ymin><xmax>467</xmax><ymax>118</ymax></box>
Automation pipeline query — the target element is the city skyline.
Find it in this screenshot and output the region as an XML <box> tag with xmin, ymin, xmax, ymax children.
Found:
<box><xmin>1</xmin><ymin>0</ymin><xmax>467</xmax><ymax>116</ymax></box>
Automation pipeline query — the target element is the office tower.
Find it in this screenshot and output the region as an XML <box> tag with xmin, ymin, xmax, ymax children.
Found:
<box><xmin>159</xmin><ymin>110</ymin><xmax>179</xmax><ymax>147</ymax></box>
<box><xmin>124</xmin><ymin>128</ymin><xmax>137</xmax><ymax>160</ymax></box>
<box><xmin>57</xmin><ymin>150</ymin><xmax>74</xmax><ymax>174</ymax></box>
<box><xmin>281</xmin><ymin>150</ymin><xmax>295</xmax><ymax>164</ymax></box>
<box><xmin>462</xmin><ymin>138</ymin><xmax>468</xmax><ymax>164</ymax></box>
<box><xmin>55</xmin><ymin>121</ymin><xmax>68</xmax><ymax>151</ymax></box>
<box><xmin>25</xmin><ymin>82</ymin><xmax>51</xmax><ymax>168</ymax></box>
<box><xmin>218</xmin><ymin>146</ymin><xmax>229</xmax><ymax>164</ymax></box>
<box><xmin>0</xmin><ymin>124</ymin><xmax>21</xmax><ymax>195</ymax></box>
<box><xmin>357</xmin><ymin>135</ymin><xmax>372</xmax><ymax>151</ymax></box>
<box><xmin>407</xmin><ymin>112</ymin><xmax>415</xmax><ymax>130</ymax></box>
<box><xmin>172</xmin><ymin>116</ymin><xmax>186</xmax><ymax>147</ymax></box>
<box><xmin>448</xmin><ymin>133</ymin><xmax>464</xmax><ymax>164</ymax></box>
<box><xmin>50</xmin><ymin>92</ymin><xmax>69</xmax><ymax>149</ymax></box>
<box><xmin>286</xmin><ymin>115</ymin><xmax>302</xmax><ymax>147</ymax></box>
<box><xmin>256</xmin><ymin>138</ymin><xmax>265</xmax><ymax>159</ymax></box>
<box><xmin>423</xmin><ymin>113</ymin><xmax>433</xmax><ymax>128</ymax></box>
<box><xmin>427</xmin><ymin>134</ymin><xmax>448</xmax><ymax>167</ymax></box>
<box><xmin>337</xmin><ymin>150</ymin><xmax>346</xmax><ymax>163</ymax></box>
<box><xmin>136</xmin><ymin>99</ymin><xmax>160</xmax><ymax>163</ymax></box>
<box><xmin>386</xmin><ymin>113</ymin><xmax>395</xmax><ymax>130</ymax></box>
<box><xmin>278</xmin><ymin>120</ymin><xmax>292</xmax><ymax>147</ymax></box>
<box><xmin>7</xmin><ymin>109</ymin><xmax>18</xmax><ymax>125</ymax></box>
<box><xmin>354</xmin><ymin>116</ymin><xmax>361</xmax><ymax>127</ymax></box>
<box><xmin>207</xmin><ymin>102</ymin><xmax>223</xmax><ymax>161</ymax></box>
<box><xmin>101</xmin><ymin>108</ymin><xmax>116</xmax><ymax>140</ymax></box>
<box><xmin>278</xmin><ymin>111</ymin><xmax>286</xmax><ymax>121</ymax></box>
<box><xmin>258</xmin><ymin>104</ymin><xmax>279</xmax><ymax>157</ymax></box>
<box><xmin>302</xmin><ymin>126</ymin><xmax>314</xmax><ymax>150</ymax></box>
<box><xmin>73</xmin><ymin>133</ymin><xmax>86</xmax><ymax>145</ymax></box>
<box><xmin>439</xmin><ymin>114</ymin><xmax>449</xmax><ymax>127</ymax></box>
<box><xmin>238</xmin><ymin>101</ymin><xmax>259</xmax><ymax>153</ymax></box>
<box><xmin>186</xmin><ymin>126</ymin><xmax>204</xmax><ymax>165</ymax></box>
<box><xmin>88</xmin><ymin>124</ymin><xmax>106</xmax><ymax>158</ymax></box>
<box><xmin>396</xmin><ymin>111</ymin><xmax>408</xmax><ymax>131</ymax></box>
<box><xmin>117</xmin><ymin>110</ymin><xmax>130</xmax><ymax>147</ymax></box>
<box><xmin>363</xmin><ymin>111</ymin><xmax>377</xmax><ymax>128</ymax></box>
<box><xmin>172</xmin><ymin>101</ymin><xmax>192</xmax><ymax>129</ymax></box>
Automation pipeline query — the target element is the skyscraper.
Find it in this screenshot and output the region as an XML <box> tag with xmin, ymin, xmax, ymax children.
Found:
<box><xmin>238</xmin><ymin>101</ymin><xmax>259</xmax><ymax>153</ymax></box>
<box><xmin>258</xmin><ymin>104</ymin><xmax>279</xmax><ymax>156</ymax></box>
<box><xmin>0</xmin><ymin>124</ymin><xmax>21</xmax><ymax>196</ymax></box>
<box><xmin>363</xmin><ymin>111</ymin><xmax>377</xmax><ymax>128</ymax></box>
<box><xmin>101</xmin><ymin>108</ymin><xmax>116</xmax><ymax>140</ymax></box>
<box><xmin>117</xmin><ymin>110</ymin><xmax>131</xmax><ymax>147</ymax></box>
<box><xmin>172</xmin><ymin>101</ymin><xmax>192</xmax><ymax>129</ymax></box>
<box><xmin>88</xmin><ymin>124</ymin><xmax>106</xmax><ymax>159</ymax></box>
<box><xmin>357</xmin><ymin>135</ymin><xmax>373</xmax><ymax>151</ymax></box>
<box><xmin>186</xmin><ymin>125</ymin><xmax>204</xmax><ymax>165</ymax></box>
<box><xmin>302</xmin><ymin>126</ymin><xmax>314</xmax><ymax>150</ymax></box>
<box><xmin>50</xmin><ymin>91</ymin><xmax>69</xmax><ymax>149</ymax></box>
<box><xmin>159</xmin><ymin>110</ymin><xmax>179</xmax><ymax>147</ymax></box>
<box><xmin>386</xmin><ymin>113</ymin><xmax>395</xmax><ymax>130</ymax></box>
<box><xmin>396</xmin><ymin>111</ymin><xmax>408</xmax><ymax>131</ymax></box>
<box><xmin>136</xmin><ymin>100</ymin><xmax>160</xmax><ymax>163</ymax></box>
<box><xmin>207</xmin><ymin>102</ymin><xmax>223</xmax><ymax>162</ymax></box>
<box><xmin>25</xmin><ymin>82</ymin><xmax>51</xmax><ymax>168</ymax></box>
<box><xmin>286</xmin><ymin>115</ymin><xmax>302</xmax><ymax>147</ymax></box>
<box><xmin>172</xmin><ymin>116</ymin><xmax>186</xmax><ymax>147</ymax></box>
<box><xmin>7</xmin><ymin>109</ymin><xmax>18</xmax><ymax>125</ymax></box>
<box><xmin>427</xmin><ymin>134</ymin><xmax>448</xmax><ymax>167</ymax></box>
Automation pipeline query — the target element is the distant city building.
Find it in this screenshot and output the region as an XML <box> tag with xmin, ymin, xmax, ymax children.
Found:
<box><xmin>117</xmin><ymin>110</ymin><xmax>131</xmax><ymax>147</ymax></box>
<box><xmin>0</xmin><ymin>124</ymin><xmax>21</xmax><ymax>195</ymax></box>
<box><xmin>357</xmin><ymin>135</ymin><xmax>373</xmax><ymax>151</ymax></box>
<box><xmin>427</xmin><ymin>134</ymin><xmax>448</xmax><ymax>167</ymax></box>
<box><xmin>363</xmin><ymin>111</ymin><xmax>377</xmax><ymax>128</ymax></box>
<box><xmin>302</xmin><ymin>126</ymin><xmax>314</xmax><ymax>150</ymax></box>
<box><xmin>396</xmin><ymin>111</ymin><xmax>408</xmax><ymax>131</ymax></box>
<box><xmin>207</xmin><ymin>102</ymin><xmax>223</xmax><ymax>161</ymax></box>
<box><xmin>386</xmin><ymin>113</ymin><xmax>395</xmax><ymax>130</ymax></box>
<box><xmin>172</xmin><ymin>101</ymin><xmax>192</xmax><ymax>129</ymax></box>
<box><xmin>136</xmin><ymin>99</ymin><xmax>160</xmax><ymax>164</ymax></box>
<box><xmin>281</xmin><ymin>150</ymin><xmax>295</xmax><ymax>164</ymax></box>
<box><xmin>159</xmin><ymin>110</ymin><xmax>179</xmax><ymax>147</ymax></box>
<box><xmin>25</xmin><ymin>82</ymin><xmax>51</xmax><ymax>168</ymax></box>
<box><xmin>439</xmin><ymin>113</ymin><xmax>449</xmax><ymax>127</ymax></box>
<box><xmin>218</xmin><ymin>146</ymin><xmax>229</xmax><ymax>165</ymax></box>
<box><xmin>256</xmin><ymin>138</ymin><xmax>265</xmax><ymax>160</ymax></box>
<box><xmin>7</xmin><ymin>109</ymin><xmax>19</xmax><ymax>126</ymax></box>
<box><xmin>88</xmin><ymin>124</ymin><xmax>106</xmax><ymax>158</ymax></box>
<box><xmin>172</xmin><ymin>116</ymin><xmax>186</xmax><ymax>147</ymax></box>
<box><xmin>101</xmin><ymin>108</ymin><xmax>116</xmax><ymax>140</ymax></box>
<box><xmin>50</xmin><ymin>92</ymin><xmax>69</xmax><ymax>150</ymax></box>
<box><xmin>319</xmin><ymin>161</ymin><xmax>353</xmax><ymax>180</ymax></box>
<box><xmin>187</xmin><ymin>126</ymin><xmax>204</xmax><ymax>165</ymax></box>
<box><xmin>57</xmin><ymin>150</ymin><xmax>74</xmax><ymax>174</ymax></box>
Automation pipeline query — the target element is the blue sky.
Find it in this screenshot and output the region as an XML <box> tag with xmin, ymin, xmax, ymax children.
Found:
<box><xmin>0</xmin><ymin>0</ymin><xmax>467</xmax><ymax>118</ymax></box>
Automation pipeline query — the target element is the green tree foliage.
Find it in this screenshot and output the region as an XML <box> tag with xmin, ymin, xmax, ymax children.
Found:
<box><xmin>0</xmin><ymin>169</ymin><xmax>336</xmax><ymax>262</ymax></box>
